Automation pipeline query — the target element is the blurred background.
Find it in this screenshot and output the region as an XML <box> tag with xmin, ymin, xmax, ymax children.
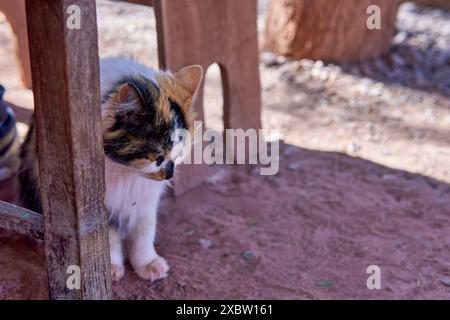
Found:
<box><xmin>1</xmin><ymin>0</ymin><xmax>449</xmax><ymax>182</ymax></box>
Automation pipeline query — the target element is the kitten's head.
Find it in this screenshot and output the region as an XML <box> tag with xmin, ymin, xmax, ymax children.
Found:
<box><xmin>102</xmin><ymin>65</ymin><xmax>203</xmax><ymax>181</ymax></box>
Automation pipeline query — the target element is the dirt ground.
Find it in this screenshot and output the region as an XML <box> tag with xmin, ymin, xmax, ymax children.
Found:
<box><xmin>0</xmin><ymin>1</ymin><xmax>449</xmax><ymax>299</ymax></box>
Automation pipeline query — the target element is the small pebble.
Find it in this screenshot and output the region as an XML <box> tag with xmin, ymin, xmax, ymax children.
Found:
<box><xmin>440</xmin><ymin>278</ymin><xmax>450</xmax><ymax>287</ymax></box>
<box><xmin>287</xmin><ymin>161</ymin><xmax>302</xmax><ymax>171</ymax></box>
<box><xmin>282</xmin><ymin>146</ymin><xmax>299</xmax><ymax>157</ymax></box>
<box><xmin>260</xmin><ymin>52</ymin><xmax>287</xmax><ymax>67</ymax></box>
<box><xmin>265</xmin><ymin>176</ymin><xmax>281</xmax><ymax>188</ymax></box>
<box><xmin>250</xmin><ymin>166</ymin><xmax>261</xmax><ymax>176</ymax></box>
<box><xmin>318</xmin><ymin>281</ymin><xmax>334</xmax><ymax>288</ymax></box>
<box><xmin>247</xmin><ymin>220</ymin><xmax>257</xmax><ymax>227</ymax></box>
<box><xmin>382</xmin><ymin>174</ymin><xmax>396</xmax><ymax>181</ymax></box>
<box><xmin>199</xmin><ymin>238</ymin><xmax>212</xmax><ymax>249</ymax></box>
<box><xmin>347</xmin><ymin>142</ymin><xmax>362</xmax><ymax>153</ymax></box>
<box><xmin>242</xmin><ymin>250</ymin><xmax>259</xmax><ymax>262</ymax></box>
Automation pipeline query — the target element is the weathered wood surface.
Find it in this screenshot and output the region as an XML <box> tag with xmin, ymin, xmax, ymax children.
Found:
<box><xmin>412</xmin><ymin>0</ymin><xmax>450</xmax><ymax>8</ymax></box>
<box><xmin>264</xmin><ymin>0</ymin><xmax>402</xmax><ymax>63</ymax></box>
<box><xmin>0</xmin><ymin>0</ymin><xmax>31</xmax><ymax>88</ymax></box>
<box><xmin>154</xmin><ymin>0</ymin><xmax>262</xmax><ymax>195</ymax></box>
<box><xmin>26</xmin><ymin>0</ymin><xmax>111</xmax><ymax>300</ymax></box>
<box><xmin>0</xmin><ymin>200</ymin><xmax>44</xmax><ymax>239</ymax></box>
<box><xmin>123</xmin><ymin>0</ymin><xmax>154</xmax><ymax>6</ymax></box>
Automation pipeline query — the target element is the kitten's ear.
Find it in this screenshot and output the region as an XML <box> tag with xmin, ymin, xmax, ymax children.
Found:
<box><xmin>116</xmin><ymin>83</ymin><xmax>141</xmax><ymax>104</ymax></box>
<box><xmin>114</xmin><ymin>83</ymin><xmax>144</xmax><ymax>124</ymax></box>
<box><xmin>173</xmin><ymin>65</ymin><xmax>203</xmax><ymax>97</ymax></box>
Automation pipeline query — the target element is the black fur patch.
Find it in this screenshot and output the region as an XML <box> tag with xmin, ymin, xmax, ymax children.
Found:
<box><xmin>18</xmin><ymin>120</ymin><xmax>42</xmax><ymax>213</ymax></box>
<box><xmin>169</xmin><ymin>99</ymin><xmax>188</xmax><ymax>132</ymax></box>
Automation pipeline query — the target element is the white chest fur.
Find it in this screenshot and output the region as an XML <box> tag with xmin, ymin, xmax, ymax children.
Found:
<box><xmin>104</xmin><ymin>158</ymin><xmax>166</xmax><ymax>237</ymax></box>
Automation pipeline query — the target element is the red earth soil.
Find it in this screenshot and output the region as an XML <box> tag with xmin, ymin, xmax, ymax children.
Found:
<box><xmin>1</xmin><ymin>142</ymin><xmax>449</xmax><ymax>299</ymax></box>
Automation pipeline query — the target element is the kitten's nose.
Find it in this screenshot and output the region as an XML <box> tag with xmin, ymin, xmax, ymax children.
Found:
<box><xmin>165</xmin><ymin>160</ymin><xmax>174</xmax><ymax>179</ymax></box>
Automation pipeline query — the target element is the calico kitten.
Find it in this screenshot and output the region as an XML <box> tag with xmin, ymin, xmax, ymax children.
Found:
<box><xmin>18</xmin><ymin>57</ymin><xmax>203</xmax><ymax>282</ymax></box>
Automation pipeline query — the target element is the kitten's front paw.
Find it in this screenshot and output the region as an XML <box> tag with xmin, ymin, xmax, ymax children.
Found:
<box><xmin>111</xmin><ymin>264</ymin><xmax>125</xmax><ymax>282</ymax></box>
<box><xmin>134</xmin><ymin>256</ymin><xmax>169</xmax><ymax>282</ymax></box>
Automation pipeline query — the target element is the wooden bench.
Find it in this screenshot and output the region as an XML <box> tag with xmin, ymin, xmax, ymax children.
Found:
<box><xmin>0</xmin><ymin>0</ymin><xmax>261</xmax><ymax>299</ymax></box>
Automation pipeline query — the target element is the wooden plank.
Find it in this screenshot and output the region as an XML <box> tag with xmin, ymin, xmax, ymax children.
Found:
<box><xmin>154</xmin><ymin>0</ymin><xmax>262</xmax><ymax>195</ymax></box>
<box><xmin>123</xmin><ymin>0</ymin><xmax>154</xmax><ymax>6</ymax></box>
<box><xmin>0</xmin><ymin>200</ymin><xmax>44</xmax><ymax>239</ymax></box>
<box><xmin>26</xmin><ymin>0</ymin><xmax>111</xmax><ymax>300</ymax></box>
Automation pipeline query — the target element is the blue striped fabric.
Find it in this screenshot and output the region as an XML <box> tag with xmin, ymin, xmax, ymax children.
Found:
<box><xmin>0</xmin><ymin>85</ymin><xmax>17</xmax><ymax>157</ymax></box>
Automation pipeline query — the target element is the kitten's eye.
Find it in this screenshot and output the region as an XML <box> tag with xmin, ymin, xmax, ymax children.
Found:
<box><xmin>156</xmin><ymin>156</ymin><xmax>164</xmax><ymax>166</ymax></box>
<box><xmin>179</xmin><ymin>135</ymin><xmax>183</xmax><ymax>142</ymax></box>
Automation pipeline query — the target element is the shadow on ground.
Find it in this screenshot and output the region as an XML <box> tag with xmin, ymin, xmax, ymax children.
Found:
<box><xmin>1</xmin><ymin>141</ymin><xmax>449</xmax><ymax>299</ymax></box>
<box><xmin>340</xmin><ymin>4</ymin><xmax>450</xmax><ymax>97</ymax></box>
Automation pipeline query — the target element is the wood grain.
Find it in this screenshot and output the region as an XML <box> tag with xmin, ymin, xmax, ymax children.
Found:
<box><xmin>0</xmin><ymin>200</ymin><xmax>44</xmax><ymax>239</ymax></box>
<box><xmin>0</xmin><ymin>0</ymin><xmax>31</xmax><ymax>89</ymax></box>
<box><xmin>154</xmin><ymin>0</ymin><xmax>262</xmax><ymax>195</ymax></box>
<box><xmin>412</xmin><ymin>0</ymin><xmax>450</xmax><ymax>8</ymax></box>
<box><xmin>264</xmin><ymin>0</ymin><xmax>402</xmax><ymax>63</ymax></box>
<box><xmin>26</xmin><ymin>0</ymin><xmax>111</xmax><ymax>300</ymax></box>
<box><xmin>123</xmin><ymin>0</ymin><xmax>154</xmax><ymax>6</ymax></box>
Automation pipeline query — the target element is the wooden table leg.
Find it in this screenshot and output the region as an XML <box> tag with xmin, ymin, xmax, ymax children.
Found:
<box><xmin>26</xmin><ymin>0</ymin><xmax>111</xmax><ymax>299</ymax></box>
<box><xmin>154</xmin><ymin>0</ymin><xmax>262</xmax><ymax>195</ymax></box>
